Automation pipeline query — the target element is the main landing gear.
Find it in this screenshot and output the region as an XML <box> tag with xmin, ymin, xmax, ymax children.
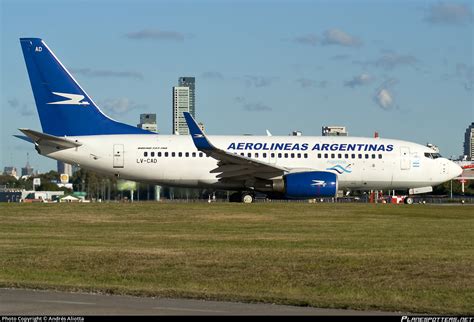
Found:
<box><xmin>241</xmin><ymin>193</ymin><xmax>254</xmax><ymax>204</ymax></box>
<box><xmin>229</xmin><ymin>192</ymin><xmax>255</xmax><ymax>203</ymax></box>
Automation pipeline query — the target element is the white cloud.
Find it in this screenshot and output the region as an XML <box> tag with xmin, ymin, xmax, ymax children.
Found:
<box><xmin>296</xmin><ymin>78</ymin><xmax>328</xmax><ymax>88</ymax></box>
<box><xmin>456</xmin><ymin>63</ymin><xmax>474</xmax><ymax>90</ymax></box>
<box><xmin>125</xmin><ymin>29</ymin><xmax>193</xmax><ymax>41</ymax></box>
<box><xmin>322</xmin><ymin>29</ymin><xmax>362</xmax><ymax>47</ymax></box>
<box><xmin>201</xmin><ymin>71</ymin><xmax>224</xmax><ymax>80</ymax></box>
<box><xmin>235</xmin><ymin>97</ymin><xmax>272</xmax><ymax>112</ymax></box>
<box><xmin>7</xmin><ymin>98</ymin><xmax>34</xmax><ymax>116</ymax></box>
<box><xmin>344</xmin><ymin>73</ymin><xmax>374</xmax><ymax>88</ymax></box>
<box><xmin>354</xmin><ymin>51</ymin><xmax>418</xmax><ymax>70</ymax></box>
<box><xmin>291</xmin><ymin>34</ymin><xmax>319</xmax><ymax>46</ymax></box>
<box><xmin>373</xmin><ymin>79</ymin><xmax>399</xmax><ymax>110</ymax></box>
<box><xmin>425</xmin><ymin>3</ymin><xmax>473</xmax><ymax>25</ymax></box>
<box><xmin>244</xmin><ymin>75</ymin><xmax>278</xmax><ymax>88</ymax></box>
<box><xmin>97</xmin><ymin>98</ymin><xmax>146</xmax><ymax>115</ymax></box>
<box><xmin>71</xmin><ymin>68</ymin><xmax>144</xmax><ymax>80</ymax></box>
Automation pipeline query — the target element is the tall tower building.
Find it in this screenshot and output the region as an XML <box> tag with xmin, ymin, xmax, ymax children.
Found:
<box><xmin>178</xmin><ymin>77</ymin><xmax>195</xmax><ymax>118</ymax></box>
<box><xmin>21</xmin><ymin>153</ymin><xmax>34</xmax><ymax>177</ymax></box>
<box><xmin>137</xmin><ymin>113</ymin><xmax>158</xmax><ymax>133</ymax></box>
<box><xmin>464</xmin><ymin>122</ymin><xmax>474</xmax><ymax>160</ymax></box>
<box><xmin>172</xmin><ymin>86</ymin><xmax>190</xmax><ymax>135</ymax></box>
<box><xmin>57</xmin><ymin>161</ymin><xmax>73</xmax><ymax>176</ymax></box>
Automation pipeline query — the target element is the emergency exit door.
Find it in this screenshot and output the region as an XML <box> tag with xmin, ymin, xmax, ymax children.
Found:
<box><xmin>113</xmin><ymin>144</ymin><xmax>124</xmax><ymax>168</ymax></box>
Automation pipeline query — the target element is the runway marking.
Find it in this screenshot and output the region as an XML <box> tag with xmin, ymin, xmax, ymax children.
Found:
<box><xmin>153</xmin><ymin>306</ymin><xmax>226</xmax><ymax>314</ymax></box>
<box><xmin>37</xmin><ymin>300</ymin><xmax>96</xmax><ymax>306</ymax></box>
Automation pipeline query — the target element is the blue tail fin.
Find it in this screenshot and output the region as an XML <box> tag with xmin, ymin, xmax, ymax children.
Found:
<box><xmin>20</xmin><ymin>38</ymin><xmax>151</xmax><ymax>136</ymax></box>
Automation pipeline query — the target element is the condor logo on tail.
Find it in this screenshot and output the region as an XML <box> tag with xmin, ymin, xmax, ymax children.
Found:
<box><xmin>47</xmin><ymin>92</ymin><xmax>90</xmax><ymax>106</ymax></box>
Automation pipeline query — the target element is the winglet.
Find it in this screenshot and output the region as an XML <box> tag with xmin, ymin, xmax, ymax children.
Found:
<box><xmin>183</xmin><ymin>112</ymin><xmax>213</xmax><ymax>150</ymax></box>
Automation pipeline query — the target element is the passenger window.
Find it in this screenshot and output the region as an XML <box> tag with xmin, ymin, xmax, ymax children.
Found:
<box><xmin>304</xmin><ymin>153</ymin><xmax>308</xmax><ymax>158</ymax></box>
<box><xmin>247</xmin><ymin>153</ymin><xmax>252</xmax><ymax>158</ymax></box>
<box><xmin>151</xmin><ymin>152</ymin><xmax>155</xmax><ymax>157</ymax></box>
<box><xmin>338</xmin><ymin>154</ymin><xmax>342</xmax><ymax>159</ymax></box>
<box><xmin>185</xmin><ymin>152</ymin><xmax>189</xmax><ymax>157</ymax></box>
<box><xmin>172</xmin><ymin>152</ymin><xmax>176</xmax><ymax>157</ymax></box>
<box><xmin>291</xmin><ymin>153</ymin><xmax>295</xmax><ymax>158</ymax></box>
<box><xmin>352</xmin><ymin>154</ymin><xmax>356</xmax><ymax>159</ymax></box>
<box><xmin>255</xmin><ymin>153</ymin><xmax>259</xmax><ymax>158</ymax></box>
<box><xmin>324</xmin><ymin>153</ymin><xmax>328</xmax><ymax>158</ymax></box>
<box><xmin>178</xmin><ymin>152</ymin><xmax>182</xmax><ymax>157</ymax></box>
<box><xmin>240</xmin><ymin>153</ymin><xmax>244</xmax><ymax>156</ymax></box>
<box><xmin>358</xmin><ymin>154</ymin><xmax>362</xmax><ymax>159</ymax></box>
<box><xmin>372</xmin><ymin>154</ymin><xmax>376</xmax><ymax>159</ymax></box>
<box><xmin>365</xmin><ymin>154</ymin><xmax>369</xmax><ymax>159</ymax></box>
<box><xmin>165</xmin><ymin>152</ymin><xmax>169</xmax><ymax>157</ymax></box>
<box><xmin>345</xmin><ymin>154</ymin><xmax>349</xmax><ymax>159</ymax></box>
<box><xmin>144</xmin><ymin>152</ymin><xmax>148</xmax><ymax>157</ymax></box>
<box><xmin>284</xmin><ymin>153</ymin><xmax>288</xmax><ymax>158</ymax></box>
<box><xmin>158</xmin><ymin>152</ymin><xmax>162</xmax><ymax>157</ymax></box>
<box><xmin>199</xmin><ymin>152</ymin><xmax>203</xmax><ymax>157</ymax></box>
<box><xmin>331</xmin><ymin>154</ymin><xmax>335</xmax><ymax>159</ymax></box>
<box><xmin>278</xmin><ymin>153</ymin><xmax>282</xmax><ymax>158</ymax></box>
<box><xmin>271</xmin><ymin>153</ymin><xmax>275</xmax><ymax>158</ymax></box>
<box><xmin>317</xmin><ymin>153</ymin><xmax>321</xmax><ymax>158</ymax></box>
<box><xmin>263</xmin><ymin>153</ymin><xmax>267</xmax><ymax>158</ymax></box>
<box><xmin>192</xmin><ymin>152</ymin><xmax>196</xmax><ymax>157</ymax></box>
<box><xmin>297</xmin><ymin>153</ymin><xmax>301</xmax><ymax>158</ymax></box>
<box><xmin>378</xmin><ymin>154</ymin><xmax>382</xmax><ymax>159</ymax></box>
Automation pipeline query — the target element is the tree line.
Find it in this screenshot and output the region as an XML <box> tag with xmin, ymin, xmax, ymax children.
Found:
<box><xmin>1</xmin><ymin>169</ymin><xmax>473</xmax><ymax>199</ymax></box>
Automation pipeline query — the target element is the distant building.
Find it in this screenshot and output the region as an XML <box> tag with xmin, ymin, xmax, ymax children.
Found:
<box><xmin>322</xmin><ymin>126</ymin><xmax>348</xmax><ymax>136</ymax></box>
<box><xmin>464</xmin><ymin>122</ymin><xmax>474</xmax><ymax>160</ymax></box>
<box><xmin>3</xmin><ymin>167</ymin><xmax>18</xmax><ymax>179</ymax></box>
<box><xmin>172</xmin><ymin>86</ymin><xmax>190</xmax><ymax>135</ymax></box>
<box><xmin>178</xmin><ymin>77</ymin><xmax>195</xmax><ymax>118</ymax></box>
<box><xmin>21</xmin><ymin>162</ymin><xmax>34</xmax><ymax>177</ymax></box>
<box><xmin>137</xmin><ymin>113</ymin><xmax>158</xmax><ymax>133</ymax></box>
<box><xmin>57</xmin><ymin>161</ymin><xmax>73</xmax><ymax>176</ymax></box>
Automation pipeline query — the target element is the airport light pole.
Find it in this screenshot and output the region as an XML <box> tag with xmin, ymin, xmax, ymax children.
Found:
<box><xmin>450</xmin><ymin>180</ymin><xmax>453</xmax><ymax>199</ymax></box>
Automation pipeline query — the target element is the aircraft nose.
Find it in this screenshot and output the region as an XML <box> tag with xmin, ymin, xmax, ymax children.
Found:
<box><xmin>450</xmin><ymin>161</ymin><xmax>463</xmax><ymax>178</ymax></box>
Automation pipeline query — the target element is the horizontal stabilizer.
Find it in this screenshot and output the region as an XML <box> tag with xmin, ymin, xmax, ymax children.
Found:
<box><xmin>19</xmin><ymin>128</ymin><xmax>82</xmax><ymax>149</ymax></box>
<box><xmin>13</xmin><ymin>135</ymin><xmax>34</xmax><ymax>143</ymax></box>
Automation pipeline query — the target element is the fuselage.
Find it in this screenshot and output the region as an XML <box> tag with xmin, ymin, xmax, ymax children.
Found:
<box><xmin>40</xmin><ymin>134</ymin><xmax>462</xmax><ymax>191</ymax></box>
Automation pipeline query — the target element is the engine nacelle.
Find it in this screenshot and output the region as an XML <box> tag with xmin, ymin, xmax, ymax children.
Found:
<box><xmin>282</xmin><ymin>171</ymin><xmax>338</xmax><ymax>198</ymax></box>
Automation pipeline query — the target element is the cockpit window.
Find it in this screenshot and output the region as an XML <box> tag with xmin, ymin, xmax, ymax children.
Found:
<box><xmin>424</xmin><ymin>152</ymin><xmax>442</xmax><ymax>159</ymax></box>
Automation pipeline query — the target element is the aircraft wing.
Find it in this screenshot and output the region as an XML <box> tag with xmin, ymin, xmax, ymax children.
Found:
<box><xmin>19</xmin><ymin>128</ymin><xmax>82</xmax><ymax>149</ymax></box>
<box><xmin>183</xmin><ymin>112</ymin><xmax>286</xmax><ymax>181</ymax></box>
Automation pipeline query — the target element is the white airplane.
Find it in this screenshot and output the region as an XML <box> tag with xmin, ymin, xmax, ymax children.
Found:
<box><xmin>17</xmin><ymin>38</ymin><xmax>462</xmax><ymax>203</ymax></box>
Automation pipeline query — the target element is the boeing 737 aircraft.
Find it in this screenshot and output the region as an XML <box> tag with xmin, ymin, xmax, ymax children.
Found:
<box><xmin>17</xmin><ymin>38</ymin><xmax>462</xmax><ymax>203</ymax></box>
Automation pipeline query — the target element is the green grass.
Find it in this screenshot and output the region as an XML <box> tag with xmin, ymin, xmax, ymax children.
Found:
<box><xmin>0</xmin><ymin>202</ymin><xmax>472</xmax><ymax>314</ymax></box>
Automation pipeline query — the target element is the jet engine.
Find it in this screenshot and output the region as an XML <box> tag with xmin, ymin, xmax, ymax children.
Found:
<box><xmin>272</xmin><ymin>171</ymin><xmax>338</xmax><ymax>198</ymax></box>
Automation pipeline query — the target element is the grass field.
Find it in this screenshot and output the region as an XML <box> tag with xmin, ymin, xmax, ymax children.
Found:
<box><xmin>0</xmin><ymin>202</ymin><xmax>472</xmax><ymax>314</ymax></box>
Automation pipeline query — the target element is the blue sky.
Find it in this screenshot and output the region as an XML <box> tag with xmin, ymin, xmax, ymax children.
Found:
<box><xmin>1</xmin><ymin>0</ymin><xmax>473</xmax><ymax>172</ymax></box>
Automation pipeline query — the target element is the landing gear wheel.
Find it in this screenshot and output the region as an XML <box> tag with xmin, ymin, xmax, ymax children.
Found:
<box><xmin>242</xmin><ymin>193</ymin><xmax>254</xmax><ymax>204</ymax></box>
<box><xmin>404</xmin><ymin>197</ymin><xmax>414</xmax><ymax>205</ymax></box>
